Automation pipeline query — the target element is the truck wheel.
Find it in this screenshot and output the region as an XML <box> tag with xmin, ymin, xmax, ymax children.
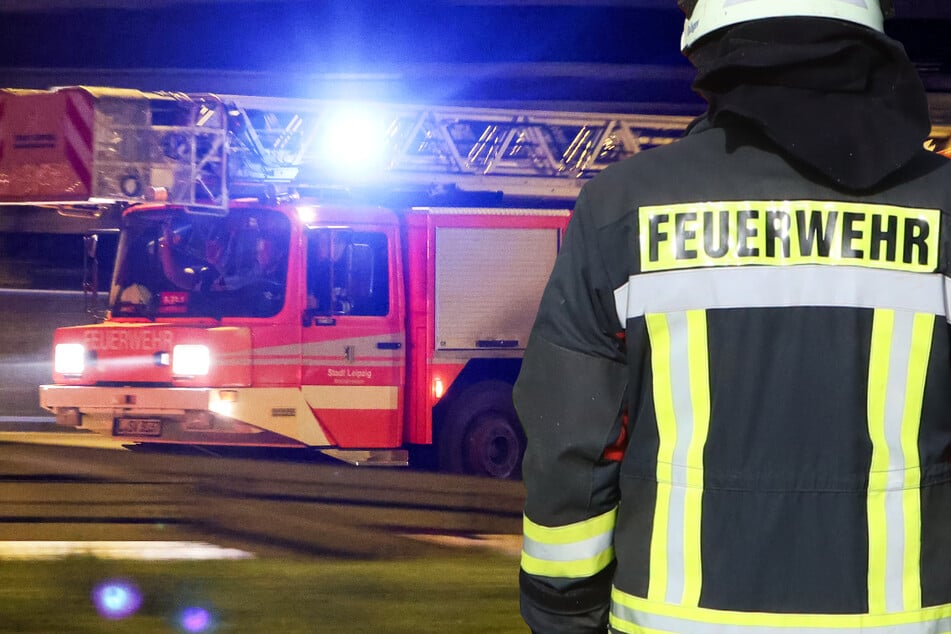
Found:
<box><xmin>438</xmin><ymin>381</ymin><xmax>525</xmax><ymax>479</ymax></box>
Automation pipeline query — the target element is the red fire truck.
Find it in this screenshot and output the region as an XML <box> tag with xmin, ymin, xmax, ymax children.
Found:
<box><xmin>0</xmin><ymin>86</ymin><xmax>690</xmax><ymax>477</ymax></box>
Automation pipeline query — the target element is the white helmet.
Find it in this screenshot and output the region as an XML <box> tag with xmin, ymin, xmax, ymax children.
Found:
<box><xmin>681</xmin><ymin>0</ymin><xmax>886</xmax><ymax>51</ymax></box>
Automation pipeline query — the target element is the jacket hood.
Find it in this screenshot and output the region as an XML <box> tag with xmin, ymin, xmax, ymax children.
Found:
<box><xmin>686</xmin><ymin>17</ymin><xmax>931</xmax><ymax>191</ymax></box>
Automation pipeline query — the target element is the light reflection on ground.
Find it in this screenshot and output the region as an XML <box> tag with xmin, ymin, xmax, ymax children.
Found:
<box><xmin>0</xmin><ymin>540</ymin><xmax>254</xmax><ymax>560</ymax></box>
<box><xmin>404</xmin><ymin>533</ymin><xmax>521</xmax><ymax>558</ymax></box>
<box><xmin>0</xmin><ymin>430</ymin><xmax>128</xmax><ymax>449</ymax></box>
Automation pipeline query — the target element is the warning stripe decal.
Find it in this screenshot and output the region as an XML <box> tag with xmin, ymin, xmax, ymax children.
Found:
<box><xmin>63</xmin><ymin>90</ymin><xmax>94</xmax><ymax>193</ymax></box>
<box><xmin>0</xmin><ymin>97</ymin><xmax>6</xmax><ymax>164</ymax></box>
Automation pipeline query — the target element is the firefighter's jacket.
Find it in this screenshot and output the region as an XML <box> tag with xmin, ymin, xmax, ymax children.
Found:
<box><xmin>514</xmin><ymin>119</ymin><xmax>951</xmax><ymax>633</ymax></box>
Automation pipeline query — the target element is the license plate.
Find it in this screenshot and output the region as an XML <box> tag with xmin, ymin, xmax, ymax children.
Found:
<box><xmin>114</xmin><ymin>418</ymin><xmax>162</xmax><ymax>437</ymax></box>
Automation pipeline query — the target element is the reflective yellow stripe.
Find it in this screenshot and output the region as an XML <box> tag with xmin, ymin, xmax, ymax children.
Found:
<box><xmin>902</xmin><ymin>478</ymin><xmax>923</xmax><ymax>611</ymax></box>
<box><xmin>520</xmin><ymin>548</ymin><xmax>616</xmax><ymax>579</ymax></box>
<box><xmin>638</xmin><ymin>201</ymin><xmax>940</xmax><ymax>274</ymax></box>
<box><xmin>682</xmin><ymin>309</ymin><xmax>710</xmax><ymax>607</ymax></box>
<box><xmin>610</xmin><ymin>587</ymin><xmax>951</xmax><ymax>633</ymax></box>
<box><xmin>867</xmin><ymin>310</ymin><xmax>892</xmax><ymax>614</ymax></box>
<box><xmin>523</xmin><ymin>507</ymin><xmax>617</xmax><ymax>544</ymax></box>
<box><xmin>521</xmin><ymin>507</ymin><xmax>617</xmax><ymax>579</ymax></box>
<box><xmin>615</xmin><ymin>626</ymin><xmax>670</xmax><ymax>634</ymax></box>
<box><xmin>646</xmin><ymin>313</ymin><xmax>675</xmax><ymax>603</ymax></box>
<box><xmin>867</xmin><ymin>310</ymin><xmax>932</xmax><ymax>614</ymax></box>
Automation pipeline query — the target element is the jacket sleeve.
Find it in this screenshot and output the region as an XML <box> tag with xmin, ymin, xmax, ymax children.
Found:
<box><xmin>514</xmin><ymin>187</ymin><xmax>629</xmax><ymax>633</ymax></box>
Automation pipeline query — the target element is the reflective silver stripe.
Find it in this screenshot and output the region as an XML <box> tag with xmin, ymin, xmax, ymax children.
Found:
<box><xmin>613</xmin><ymin>266</ymin><xmax>948</xmax><ymax>324</ymax></box>
<box><xmin>664</xmin><ymin>312</ymin><xmax>693</xmax><ymax>604</ymax></box>
<box><xmin>945</xmin><ymin>276</ymin><xmax>951</xmax><ymax>319</ymax></box>
<box><xmin>522</xmin><ymin>530</ymin><xmax>614</xmax><ymax>563</ymax></box>
<box><xmin>882</xmin><ymin>312</ymin><xmax>915</xmax><ymax>613</ymax></box>
<box><xmin>610</xmin><ymin>601</ymin><xmax>951</xmax><ymax>634</ymax></box>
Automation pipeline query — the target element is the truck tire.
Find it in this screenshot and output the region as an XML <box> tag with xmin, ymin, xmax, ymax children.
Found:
<box><xmin>438</xmin><ymin>380</ymin><xmax>525</xmax><ymax>479</ymax></box>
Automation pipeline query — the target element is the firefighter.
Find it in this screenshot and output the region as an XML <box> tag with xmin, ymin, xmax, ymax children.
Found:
<box><xmin>514</xmin><ymin>0</ymin><xmax>951</xmax><ymax>632</ymax></box>
<box><xmin>158</xmin><ymin>224</ymin><xmax>230</xmax><ymax>293</ymax></box>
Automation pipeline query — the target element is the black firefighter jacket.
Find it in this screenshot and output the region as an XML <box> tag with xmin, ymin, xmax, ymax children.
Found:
<box><xmin>514</xmin><ymin>116</ymin><xmax>951</xmax><ymax>633</ymax></box>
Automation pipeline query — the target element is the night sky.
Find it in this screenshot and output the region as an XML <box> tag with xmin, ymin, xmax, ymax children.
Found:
<box><xmin>0</xmin><ymin>2</ymin><xmax>702</xmax><ymax>110</ymax></box>
<box><xmin>0</xmin><ymin>3</ymin><xmax>686</xmax><ymax>67</ymax></box>
<box><xmin>0</xmin><ymin>2</ymin><xmax>948</xmax><ymax>111</ymax></box>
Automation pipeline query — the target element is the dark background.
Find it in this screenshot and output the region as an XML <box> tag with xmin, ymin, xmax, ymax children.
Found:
<box><xmin>2</xmin><ymin>0</ymin><xmax>950</xmax><ymax>116</ymax></box>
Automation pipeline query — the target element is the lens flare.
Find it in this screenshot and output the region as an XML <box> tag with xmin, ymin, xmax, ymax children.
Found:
<box><xmin>179</xmin><ymin>606</ymin><xmax>213</xmax><ymax>632</ymax></box>
<box><xmin>91</xmin><ymin>579</ymin><xmax>142</xmax><ymax>620</ymax></box>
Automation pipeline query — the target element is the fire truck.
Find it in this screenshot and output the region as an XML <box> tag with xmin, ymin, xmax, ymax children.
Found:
<box><xmin>0</xmin><ymin>86</ymin><xmax>691</xmax><ymax>477</ymax></box>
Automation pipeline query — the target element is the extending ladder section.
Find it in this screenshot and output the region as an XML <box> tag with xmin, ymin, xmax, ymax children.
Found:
<box><xmin>0</xmin><ymin>86</ymin><xmax>694</xmax><ymax>210</ymax></box>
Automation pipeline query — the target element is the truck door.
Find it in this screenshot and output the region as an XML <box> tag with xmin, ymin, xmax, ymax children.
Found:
<box><xmin>300</xmin><ymin>227</ymin><xmax>405</xmax><ymax>448</ymax></box>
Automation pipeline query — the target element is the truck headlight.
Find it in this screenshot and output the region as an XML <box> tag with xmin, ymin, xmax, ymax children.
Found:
<box><xmin>172</xmin><ymin>344</ymin><xmax>210</xmax><ymax>377</ymax></box>
<box><xmin>54</xmin><ymin>343</ymin><xmax>86</xmax><ymax>375</ymax></box>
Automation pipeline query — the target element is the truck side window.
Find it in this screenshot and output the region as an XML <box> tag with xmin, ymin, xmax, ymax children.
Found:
<box><xmin>306</xmin><ymin>229</ymin><xmax>388</xmax><ymax>317</ymax></box>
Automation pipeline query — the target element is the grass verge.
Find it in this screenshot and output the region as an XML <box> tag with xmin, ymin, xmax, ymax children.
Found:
<box><xmin>0</xmin><ymin>552</ymin><xmax>524</xmax><ymax>633</ymax></box>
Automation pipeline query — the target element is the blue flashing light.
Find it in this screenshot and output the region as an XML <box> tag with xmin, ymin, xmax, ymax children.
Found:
<box><xmin>320</xmin><ymin>106</ymin><xmax>388</xmax><ymax>170</ymax></box>
<box><xmin>91</xmin><ymin>579</ymin><xmax>143</xmax><ymax>620</ymax></box>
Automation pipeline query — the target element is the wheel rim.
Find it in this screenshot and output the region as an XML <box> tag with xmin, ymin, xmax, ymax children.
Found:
<box><xmin>466</xmin><ymin>414</ymin><xmax>521</xmax><ymax>478</ymax></box>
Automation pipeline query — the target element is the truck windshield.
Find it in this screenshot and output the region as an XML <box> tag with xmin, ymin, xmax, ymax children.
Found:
<box><xmin>109</xmin><ymin>208</ymin><xmax>291</xmax><ymax>319</ymax></box>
